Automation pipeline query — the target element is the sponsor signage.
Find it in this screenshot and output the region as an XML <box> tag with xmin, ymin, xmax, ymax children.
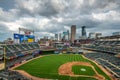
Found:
<box><xmin>14</xmin><ymin>34</ymin><xmax>20</xmax><ymax>39</ymax></box>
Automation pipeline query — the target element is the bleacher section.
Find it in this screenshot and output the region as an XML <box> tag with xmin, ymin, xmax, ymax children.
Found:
<box><xmin>0</xmin><ymin>47</ymin><xmax>3</xmax><ymax>60</ymax></box>
<box><xmin>84</xmin><ymin>53</ymin><xmax>120</xmax><ymax>78</ymax></box>
<box><xmin>84</xmin><ymin>40</ymin><xmax>120</xmax><ymax>54</ymax></box>
<box><xmin>0</xmin><ymin>43</ymin><xmax>56</xmax><ymax>80</ymax></box>
<box><xmin>0</xmin><ymin>70</ymin><xmax>29</xmax><ymax>80</ymax></box>
<box><xmin>83</xmin><ymin>39</ymin><xmax>120</xmax><ymax>78</ymax></box>
<box><xmin>0</xmin><ymin>43</ymin><xmax>40</xmax><ymax>69</ymax></box>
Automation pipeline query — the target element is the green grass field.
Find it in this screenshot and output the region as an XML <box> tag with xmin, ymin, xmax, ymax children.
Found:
<box><xmin>15</xmin><ymin>54</ymin><xmax>111</xmax><ymax>80</ymax></box>
<box><xmin>72</xmin><ymin>65</ymin><xmax>95</xmax><ymax>76</ymax></box>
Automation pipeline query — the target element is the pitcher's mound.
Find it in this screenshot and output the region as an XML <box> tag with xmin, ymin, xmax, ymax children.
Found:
<box><xmin>80</xmin><ymin>68</ymin><xmax>86</xmax><ymax>72</ymax></box>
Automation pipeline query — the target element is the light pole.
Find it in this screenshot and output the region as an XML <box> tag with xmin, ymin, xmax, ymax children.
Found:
<box><xmin>3</xmin><ymin>46</ymin><xmax>6</xmax><ymax>70</ymax></box>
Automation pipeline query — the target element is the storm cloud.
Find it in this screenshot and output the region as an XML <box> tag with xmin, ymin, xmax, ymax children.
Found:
<box><xmin>0</xmin><ymin>0</ymin><xmax>120</xmax><ymax>41</ymax></box>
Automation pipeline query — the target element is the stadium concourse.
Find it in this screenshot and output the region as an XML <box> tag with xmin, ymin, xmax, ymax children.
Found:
<box><xmin>82</xmin><ymin>36</ymin><xmax>120</xmax><ymax>79</ymax></box>
<box><xmin>0</xmin><ymin>43</ymin><xmax>41</xmax><ymax>80</ymax></box>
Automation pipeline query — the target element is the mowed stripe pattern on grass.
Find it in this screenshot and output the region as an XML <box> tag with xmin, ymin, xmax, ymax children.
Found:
<box><xmin>15</xmin><ymin>54</ymin><xmax>111</xmax><ymax>80</ymax></box>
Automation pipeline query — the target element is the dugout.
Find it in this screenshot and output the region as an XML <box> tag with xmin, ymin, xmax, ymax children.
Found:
<box><xmin>41</xmin><ymin>50</ymin><xmax>54</xmax><ymax>55</ymax></box>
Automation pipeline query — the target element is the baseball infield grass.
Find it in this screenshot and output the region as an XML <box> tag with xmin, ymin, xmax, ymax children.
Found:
<box><xmin>15</xmin><ymin>54</ymin><xmax>111</xmax><ymax>80</ymax></box>
<box><xmin>72</xmin><ymin>65</ymin><xmax>95</xmax><ymax>76</ymax></box>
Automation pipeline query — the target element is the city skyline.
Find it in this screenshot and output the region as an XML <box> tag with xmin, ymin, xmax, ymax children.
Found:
<box><xmin>0</xmin><ymin>0</ymin><xmax>120</xmax><ymax>41</ymax></box>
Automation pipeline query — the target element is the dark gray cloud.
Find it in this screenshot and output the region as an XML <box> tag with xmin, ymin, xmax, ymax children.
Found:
<box><xmin>0</xmin><ymin>0</ymin><xmax>15</xmax><ymax>11</ymax></box>
<box><xmin>15</xmin><ymin>0</ymin><xmax>66</xmax><ymax>17</ymax></box>
<box><xmin>0</xmin><ymin>0</ymin><xmax>120</xmax><ymax>41</ymax></box>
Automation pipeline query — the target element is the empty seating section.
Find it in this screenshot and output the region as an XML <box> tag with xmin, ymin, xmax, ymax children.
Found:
<box><xmin>6</xmin><ymin>52</ymin><xmax>16</xmax><ymax>59</ymax></box>
<box><xmin>4</xmin><ymin>43</ymin><xmax>39</xmax><ymax>52</ymax></box>
<box><xmin>0</xmin><ymin>43</ymin><xmax>40</xmax><ymax>68</ymax></box>
<box><xmin>84</xmin><ymin>53</ymin><xmax>120</xmax><ymax>77</ymax></box>
<box><xmin>28</xmin><ymin>44</ymin><xmax>35</xmax><ymax>49</ymax></box>
<box><xmin>21</xmin><ymin>44</ymin><xmax>28</xmax><ymax>50</ymax></box>
<box><xmin>0</xmin><ymin>70</ymin><xmax>29</xmax><ymax>80</ymax></box>
<box><xmin>84</xmin><ymin>40</ymin><xmax>120</xmax><ymax>54</ymax></box>
<box><xmin>5</xmin><ymin>46</ymin><xmax>12</xmax><ymax>53</ymax></box>
<box><xmin>96</xmin><ymin>59</ymin><xmax>120</xmax><ymax>77</ymax></box>
<box><xmin>15</xmin><ymin>52</ymin><xmax>25</xmax><ymax>57</ymax></box>
<box><xmin>21</xmin><ymin>44</ymin><xmax>31</xmax><ymax>50</ymax></box>
<box><xmin>0</xmin><ymin>48</ymin><xmax>3</xmax><ymax>60</ymax></box>
<box><xmin>92</xmin><ymin>41</ymin><xmax>120</xmax><ymax>46</ymax></box>
<box><xmin>6</xmin><ymin>45</ymin><xmax>15</xmax><ymax>52</ymax></box>
<box><xmin>14</xmin><ymin>44</ymin><xmax>25</xmax><ymax>51</ymax></box>
<box><xmin>34</xmin><ymin>44</ymin><xmax>39</xmax><ymax>48</ymax></box>
<box><xmin>84</xmin><ymin>40</ymin><xmax>120</xmax><ymax>78</ymax></box>
<box><xmin>26</xmin><ymin>44</ymin><xmax>33</xmax><ymax>49</ymax></box>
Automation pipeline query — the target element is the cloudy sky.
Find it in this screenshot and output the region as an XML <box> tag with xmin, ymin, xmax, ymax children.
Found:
<box><xmin>0</xmin><ymin>0</ymin><xmax>120</xmax><ymax>41</ymax></box>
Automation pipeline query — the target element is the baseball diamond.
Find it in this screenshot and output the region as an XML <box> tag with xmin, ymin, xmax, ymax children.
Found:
<box><xmin>14</xmin><ymin>54</ymin><xmax>112</xmax><ymax>80</ymax></box>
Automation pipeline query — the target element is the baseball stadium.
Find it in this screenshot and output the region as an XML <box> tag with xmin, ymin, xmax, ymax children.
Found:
<box><xmin>0</xmin><ymin>0</ymin><xmax>120</xmax><ymax>80</ymax></box>
<box><xmin>0</xmin><ymin>29</ymin><xmax>120</xmax><ymax>80</ymax></box>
